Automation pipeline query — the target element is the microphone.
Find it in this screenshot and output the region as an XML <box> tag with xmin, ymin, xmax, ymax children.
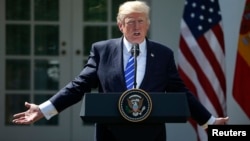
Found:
<box><xmin>131</xmin><ymin>43</ymin><xmax>140</xmax><ymax>57</ymax></box>
<box><xmin>131</xmin><ymin>43</ymin><xmax>140</xmax><ymax>89</ymax></box>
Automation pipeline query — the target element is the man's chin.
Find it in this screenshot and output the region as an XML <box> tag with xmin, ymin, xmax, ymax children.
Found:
<box><xmin>130</xmin><ymin>37</ymin><xmax>144</xmax><ymax>44</ymax></box>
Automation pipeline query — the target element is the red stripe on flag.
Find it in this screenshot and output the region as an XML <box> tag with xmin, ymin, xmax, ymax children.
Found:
<box><xmin>180</xmin><ymin>36</ymin><xmax>224</xmax><ymax>117</ymax></box>
<box><xmin>178</xmin><ymin>67</ymin><xmax>197</xmax><ymax>97</ymax></box>
<box><xmin>178</xmin><ymin>68</ymin><xmax>201</xmax><ymax>141</ymax></box>
<box><xmin>197</xmin><ymin>35</ymin><xmax>226</xmax><ymax>97</ymax></box>
<box><xmin>189</xmin><ymin>118</ymin><xmax>201</xmax><ymax>141</ymax></box>
<box><xmin>212</xmin><ymin>24</ymin><xmax>225</xmax><ymax>53</ymax></box>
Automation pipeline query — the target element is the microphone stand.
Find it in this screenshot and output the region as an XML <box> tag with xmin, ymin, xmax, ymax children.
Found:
<box><xmin>132</xmin><ymin>43</ymin><xmax>140</xmax><ymax>89</ymax></box>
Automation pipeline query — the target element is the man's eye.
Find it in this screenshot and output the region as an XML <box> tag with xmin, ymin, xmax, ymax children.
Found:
<box><xmin>139</xmin><ymin>20</ymin><xmax>144</xmax><ymax>23</ymax></box>
<box><xmin>127</xmin><ymin>21</ymin><xmax>135</xmax><ymax>25</ymax></box>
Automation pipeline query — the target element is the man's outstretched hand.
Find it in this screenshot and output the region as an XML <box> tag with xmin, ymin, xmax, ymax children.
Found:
<box><xmin>214</xmin><ymin>117</ymin><xmax>229</xmax><ymax>125</ymax></box>
<box><xmin>12</xmin><ymin>102</ymin><xmax>44</xmax><ymax>124</ymax></box>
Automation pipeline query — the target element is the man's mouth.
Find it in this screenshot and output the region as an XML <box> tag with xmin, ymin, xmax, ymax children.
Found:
<box><xmin>134</xmin><ymin>32</ymin><xmax>140</xmax><ymax>36</ymax></box>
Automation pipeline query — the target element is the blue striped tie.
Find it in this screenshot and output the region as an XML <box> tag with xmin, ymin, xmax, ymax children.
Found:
<box><xmin>125</xmin><ymin>55</ymin><xmax>135</xmax><ymax>89</ymax></box>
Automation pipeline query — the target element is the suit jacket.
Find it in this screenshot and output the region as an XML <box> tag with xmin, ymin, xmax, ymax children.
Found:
<box><xmin>49</xmin><ymin>37</ymin><xmax>212</xmax><ymax>141</ymax></box>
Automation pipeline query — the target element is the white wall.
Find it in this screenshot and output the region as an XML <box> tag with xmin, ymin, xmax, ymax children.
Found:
<box><xmin>150</xmin><ymin>0</ymin><xmax>249</xmax><ymax>140</ymax></box>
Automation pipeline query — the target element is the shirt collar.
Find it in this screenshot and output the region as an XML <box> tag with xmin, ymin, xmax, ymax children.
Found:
<box><xmin>123</xmin><ymin>37</ymin><xmax>146</xmax><ymax>55</ymax></box>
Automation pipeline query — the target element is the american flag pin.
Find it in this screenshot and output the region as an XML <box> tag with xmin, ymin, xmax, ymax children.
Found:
<box><xmin>151</xmin><ymin>53</ymin><xmax>154</xmax><ymax>57</ymax></box>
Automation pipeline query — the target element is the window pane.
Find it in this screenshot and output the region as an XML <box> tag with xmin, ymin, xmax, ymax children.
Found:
<box><xmin>34</xmin><ymin>60</ymin><xmax>59</xmax><ymax>90</ymax></box>
<box><xmin>6</xmin><ymin>0</ymin><xmax>30</xmax><ymax>20</ymax></box>
<box><xmin>5</xmin><ymin>94</ymin><xmax>30</xmax><ymax>125</ymax></box>
<box><xmin>111</xmin><ymin>0</ymin><xmax>126</xmax><ymax>22</ymax></box>
<box><xmin>84</xmin><ymin>0</ymin><xmax>107</xmax><ymax>21</ymax></box>
<box><xmin>34</xmin><ymin>0</ymin><xmax>59</xmax><ymax>21</ymax></box>
<box><xmin>84</xmin><ymin>26</ymin><xmax>107</xmax><ymax>55</ymax></box>
<box><xmin>35</xmin><ymin>25</ymin><xmax>59</xmax><ymax>55</ymax></box>
<box><xmin>5</xmin><ymin>59</ymin><xmax>30</xmax><ymax>90</ymax></box>
<box><xmin>6</xmin><ymin>24</ymin><xmax>30</xmax><ymax>55</ymax></box>
<box><xmin>34</xmin><ymin>94</ymin><xmax>58</xmax><ymax>125</ymax></box>
<box><xmin>112</xmin><ymin>25</ymin><xmax>122</xmax><ymax>38</ymax></box>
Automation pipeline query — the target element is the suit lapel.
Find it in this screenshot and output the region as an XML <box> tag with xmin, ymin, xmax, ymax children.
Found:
<box><xmin>112</xmin><ymin>37</ymin><xmax>127</xmax><ymax>90</ymax></box>
<box><xmin>139</xmin><ymin>39</ymin><xmax>155</xmax><ymax>90</ymax></box>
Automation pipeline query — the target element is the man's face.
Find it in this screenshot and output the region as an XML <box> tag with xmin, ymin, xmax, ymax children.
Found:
<box><xmin>118</xmin><ymin>13</ymin><xmax>149</xmax><ymax>44</ymax></box>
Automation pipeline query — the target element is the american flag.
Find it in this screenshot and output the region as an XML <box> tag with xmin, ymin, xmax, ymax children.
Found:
<box><xmin>177</xmin><ymin>0</ymin><xmax>227</xmax><ymax>140</ymax></box>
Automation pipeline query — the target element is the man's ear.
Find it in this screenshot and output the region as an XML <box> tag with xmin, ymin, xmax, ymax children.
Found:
<box><xmin>117</xmin><ymin>23</ymin><xmax>123</xmax><ymax>33</ymax></box>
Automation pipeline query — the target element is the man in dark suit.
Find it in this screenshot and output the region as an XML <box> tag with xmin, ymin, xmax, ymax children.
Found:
<box><xmin>13</xmin><ymin>1</ymin><xmax>228</xmax><ymax>141</ymax></box>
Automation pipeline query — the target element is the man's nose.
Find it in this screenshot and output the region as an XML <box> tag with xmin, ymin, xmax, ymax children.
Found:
<box><xmin>134</xmin><ymin>21</ymin><xmax>141</xmax><ymax>28</ymax></box>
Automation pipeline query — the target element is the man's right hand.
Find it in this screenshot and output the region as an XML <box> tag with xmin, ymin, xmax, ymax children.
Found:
<box><xmin>12</xmin><ymin>102</ymin><xmax>44</xmax><ymax>124</ymax></box>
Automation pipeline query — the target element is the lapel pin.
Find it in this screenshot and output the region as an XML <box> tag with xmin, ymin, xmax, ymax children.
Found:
<box><xmin>151</xmin><ymin>53</ymin><xmax>154</xmax><ymax>57</ymax></box>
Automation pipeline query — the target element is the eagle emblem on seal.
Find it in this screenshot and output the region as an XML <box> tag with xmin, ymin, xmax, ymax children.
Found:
<box><xmin>127</xmin><ymin>95</ymin><xmax>146</xmax><ymax>116</ymax></box>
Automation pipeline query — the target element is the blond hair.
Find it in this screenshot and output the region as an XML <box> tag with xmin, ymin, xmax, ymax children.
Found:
<box><xmin>116</xmin><ymin>1</ymin><xmax>150</xmax><ymax>24</ymax></box>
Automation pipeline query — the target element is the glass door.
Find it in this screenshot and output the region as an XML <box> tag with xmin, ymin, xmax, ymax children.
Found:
<box><xmin>70</xmin><ymin>0</ymin><xmax>124</xmax><ymax>140</ymax></box>
<box><xmin>0</xmin><ymin>0</ymin><xmax>72</xmax><ymax>141</ymax></box>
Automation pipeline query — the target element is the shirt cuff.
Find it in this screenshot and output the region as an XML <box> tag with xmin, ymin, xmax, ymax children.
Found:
<box><xmin>202</xmin><ymin>116</ymin><xmax>216</xmax><ymax>129</ymax></box>
<box><xmin>39</xmin><ymin>100</ymin><xmax>58</xmax><ymax>120</ymax></box>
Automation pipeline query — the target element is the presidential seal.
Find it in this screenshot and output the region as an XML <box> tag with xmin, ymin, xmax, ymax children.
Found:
<box><xmin>118</xmin><ymin>89</ymin><xmax>152</xmax><ymax>122</ymax></box>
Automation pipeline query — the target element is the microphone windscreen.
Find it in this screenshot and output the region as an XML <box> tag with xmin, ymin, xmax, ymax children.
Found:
<box><xmin>131</xmin><ymin>43</ymin><xmax>140</xmax><ymax>57</ymax></box>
